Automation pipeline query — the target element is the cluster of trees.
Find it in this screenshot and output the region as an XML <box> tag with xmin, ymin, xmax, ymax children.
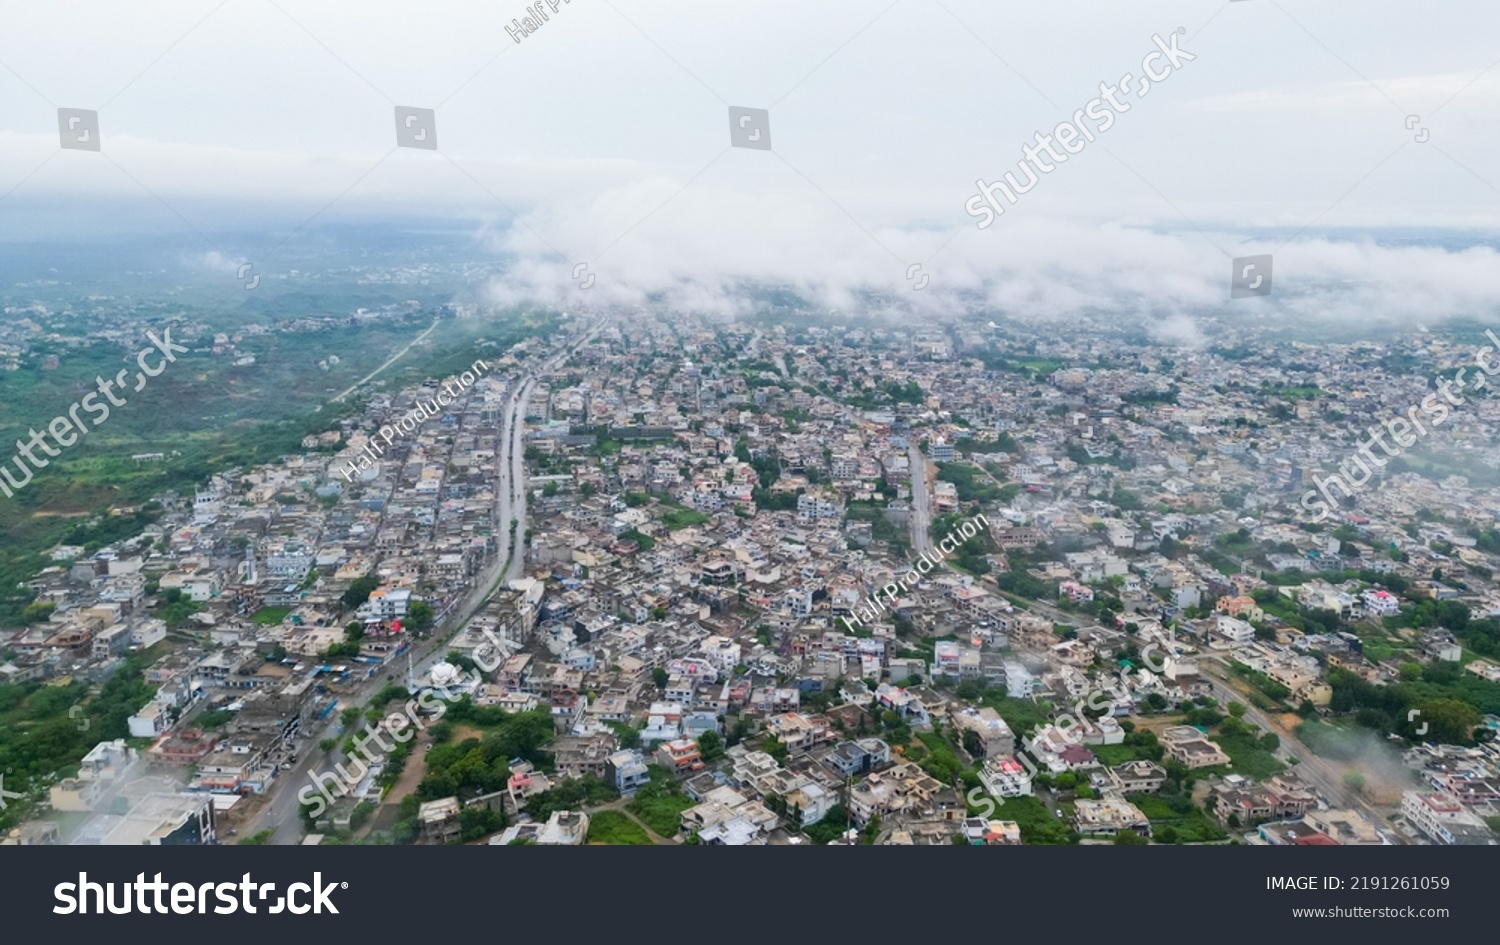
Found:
<box><xmin>0</xmin><ymin>656</ymin><xmax>156</xmax><ymax>827</ymax></box>
<box><xmin>156</xmin><ymin>588</ymin><xmax>203</xmax><ymax>630</ymax></box>
<box><xmin>1328</xmin><ymin>665</ymin><xmax>1489</xmax><ymax>743</ymax></box>
<box><xmin>929</xmin><ymin>512</ymin><xmax>998</xmax><ymax>575</ymax></box>
<box><xmin>934</xmin><ymin>462</ymin><xmax>1017</xmax><ymax>504</ymax></box>
<box><xmin>414</xmin><ymin>704</ymin><xmax>555</xmax><ymax>803</ymax></box>
<box><xmin>340</xmin><ymin>574</ymin><xmax>381</xmax><ymax>612</ymax></box>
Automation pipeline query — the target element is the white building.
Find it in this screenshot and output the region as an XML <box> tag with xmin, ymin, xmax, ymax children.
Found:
<box><xmin>979</xmin><ymin>754</ymin><xmax>1034</xmax><ymax>798</ymax></box>
<box><xmin>1400</xmin><ymin>791</ymin><xmax>1493</xmax><ymax>845</ymax></box>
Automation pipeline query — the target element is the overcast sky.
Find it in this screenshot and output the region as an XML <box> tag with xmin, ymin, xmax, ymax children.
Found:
<box><xmin>3</xmin><ymin>0</ymin><xmax>1499</xmax><ymax>329</ymax></box>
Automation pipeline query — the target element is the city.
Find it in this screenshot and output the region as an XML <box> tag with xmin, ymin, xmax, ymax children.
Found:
<box><xmin>3</xmin><ymin>304</ymin><xmax>1497</xmax><ymax>848</ymax></box>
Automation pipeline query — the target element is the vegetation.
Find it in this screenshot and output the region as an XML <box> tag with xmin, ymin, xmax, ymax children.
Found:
<box><xmin>415</xmin><ymin>705</ymin><xmax>554</xmax><ymax>801</ymax></box>
<box><xmin>586</xmin><ymin>809</ymin><xmax>652</xmax><ymax>845</ymax></box>
<box><xmin>802</xmin><ymin>805</ymin><xmax>852</xmax><ymax>844</ymax></box>
<box><xmin>0</xmin><ymin>650</ymin><xmax>160</xmax><ymax>828</ymax></box>
<box><xmin>626</xmin><ymin>771</ymin><xmax>694</xmax><ymax>837</ymax></box>
<box><xmin>934</xmin><ymin>462</ymin><xmax>1017</xmax><ymax>504</ymax></box>
<box><xmin>1129</xmin><ymin>793</ymin><xmax>1228</xmax><ymax>843</ymax></box>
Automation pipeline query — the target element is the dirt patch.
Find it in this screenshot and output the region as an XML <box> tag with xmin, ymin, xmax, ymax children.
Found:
<box><xmin>1126</xmin><ymin>714</ymin><xmax>1188</xmax><ymax>734</ymax></box>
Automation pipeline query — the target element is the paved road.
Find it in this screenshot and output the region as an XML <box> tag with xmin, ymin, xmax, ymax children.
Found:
<box><xmin>1199</xmin><ymin>660</ymin><xmax>1400</xmax><ymax>841</ymax></box>
<box><xmin>249</xmin><ymin>320</ymin><xmax>603</xmax><ymax>843</ymax></box>
<box><xmin>907</xmin><ymin>439</ymin><xmax>934</xmax><ymax>557</ymax></box>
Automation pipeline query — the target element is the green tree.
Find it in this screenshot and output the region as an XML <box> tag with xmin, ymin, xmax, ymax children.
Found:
<box><xmin>20</xmin><ymin>600</ymin><xmax>56</xmax><ymax>624</ymax></box>
<box><xmin>1343</xmin><ymin>770</ymin><xmax>1366</xmax><ymax>796</ymax></box>
<box><xmin>1411</xmin><ymin>699</ymin><xmax>1479</xmax><ymax>744</ymax></box>
<box><xmin>697</xmin><ymin>729</ymin><xmax>725</xmax><ymax>762</ymax></box>
<box><xmin>406</xmin><ymin>600</ymin><xmax>435</xmax><ymax>633</ymax></box>
<box><xmin>341</xmin><ymin>574</ymin><xmax>381</xmax><ymax>611</ymax></box>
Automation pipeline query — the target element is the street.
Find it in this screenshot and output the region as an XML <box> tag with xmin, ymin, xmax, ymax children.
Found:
<box><xmin>244</xmin><ymin>319</ymin><xmax>603</xmax><ymax>843</ymax></box>
<box><xmin>907</xmin><ymin>438</ymin><xmax>934</xmax><ymax>557</ymax></box>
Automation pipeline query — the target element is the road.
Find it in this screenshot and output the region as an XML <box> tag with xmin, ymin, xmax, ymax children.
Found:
<box><xmin>330</xmin><ymin>317</ymin><xmax>441</xmax><ymax>403</ymax></box>
<box><xmin>942</xmin><ymin>542</ymin><xmax>1403</xmax><ymax>839</ymax></box>
<box><xmin>248</xmin><ymin>318</ymin><xmax>604</xmax><ymax>843</ymax></box>
<box><xmin>907</xmin><ymin>439</ymin><xmax>934</xmax><ymax>557</ymax></box>
<box><xmin>1198</xmin><ymin>660</ymin><xmax>1400</xmax><ymax>841</ymax></box>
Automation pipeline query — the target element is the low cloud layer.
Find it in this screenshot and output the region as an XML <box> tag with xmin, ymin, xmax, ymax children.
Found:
<box><xmin>475</xmin><ymin>179</ymin><xmax>1500</xmax><ymax>336</ymax></box>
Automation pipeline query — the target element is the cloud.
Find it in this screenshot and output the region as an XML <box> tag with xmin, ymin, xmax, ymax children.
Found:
<box><xmin>474</xmin><ymin>177</ymin><xmax>1500</xmax><ymax>333</ymax></box>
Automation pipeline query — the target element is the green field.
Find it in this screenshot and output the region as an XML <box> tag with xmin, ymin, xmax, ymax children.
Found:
<box><xmin>0</xmin><ymin>311</ymin><xmax>558</xmax><ymax>625</ymax></box>
<box><xmin>252</xmin><ymin>606</ymin><xmax>292</xmax><ymax>626</ymax></box>
<box><xmin>585</xmin><ymin>809</ymin><xmax>652</xmax><ymax>845</ymax></box>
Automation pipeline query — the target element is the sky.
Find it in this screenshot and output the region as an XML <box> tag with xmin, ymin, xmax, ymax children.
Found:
<box><xmin>2</xmin><ymin>0</ymin><xmax>1499</xmax><ymax>330</ymax></box>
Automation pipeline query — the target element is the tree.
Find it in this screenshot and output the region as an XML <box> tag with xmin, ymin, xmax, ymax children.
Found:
<box><xmin>1227</xmin><ymin>701</ymin><xmax>1247</xmax><ymax>719</ymax></box>
<box><xmin>21</xmin><ymin>600</ymin><xmax>56</xmax><ymax>625</ymax></box>
<box><xmin>406</xmin><ymin>600</ymin><xmax>435</xmax><ymax>633</ymax></box>
<box><xmin>459</xmin><ymin>805</ymin><xmax>506</xmax><ymax>842</ymax></box>
<box><xmin>1155</xmin><ymin>825</ymin><xmax>1179</xmax><ymax>844</ymax></box>
<box><xmin>763</xmin><ymin>736</ymin><xmax>789</xmax><ymax>765</ymax></box>
<box><xmin>1113</xmin><ymin>830</ymin><xmax>1148</xmax><ymax>845</ymax></box>
<box><xmin>350</xmin><ymin>800</ymin><xmax>376</xmax><ymax>831</ymax></box>
<box><xmin>1411</xmin><ymin>699</ymin><xmax>1479</xmax><ymax>744</ymax></box>
<box><xmin>341</xmin><ymin>574</ymin><xmax>380</xmax><ymax>611</ymax></box>
<box><xmin>697</xmin><ymin>730</ymin><xmax>725</xmax><ymax>762</ymax></box>
<box><xmin>1343</xmin><ymin>770</ymin><xmax>1366</xmax><ymax>797</ymax></box>
<box><xmin>651</xmin><ymin>667</ymin><xmax>669</xmax><ymax>690</ymax></box>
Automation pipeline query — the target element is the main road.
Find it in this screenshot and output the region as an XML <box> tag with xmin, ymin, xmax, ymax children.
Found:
<box><xmin>908</xmin><ymin>439</ymin><xmax>935</xmax><ymax>557</ymax></box>
<box><xmin>250</xmin><ymin>317</ymin><xmax>604</xmax><ymax>843</ymax></box>
<box><xmin>1197</xmin><ymin>659</ymin><xmax>1400</xmax><ymax>841</ymax></box>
